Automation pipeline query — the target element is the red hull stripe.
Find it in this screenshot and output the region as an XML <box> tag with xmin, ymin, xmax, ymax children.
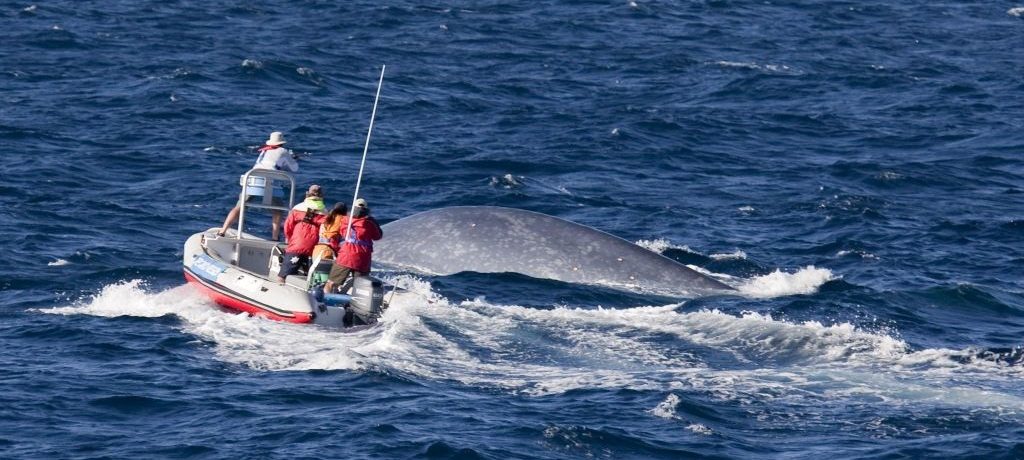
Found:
<box><xmin>184</xmin><ymin>266</ymin><xmax>292</xmax><ymax>316</ymax></box>
<box><xmin>183</xmin><ymin>269</ymin><xmax>313</xmax><ymax>324</ymax></box>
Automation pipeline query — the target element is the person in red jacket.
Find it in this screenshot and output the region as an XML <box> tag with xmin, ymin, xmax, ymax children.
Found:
<box><xmin>325</xmin><ymin>198</ymin><xmax>382</xmax><ymax>293</ymax></box>
<box><xmin>276</xmin><ymin>185</ymin><xmax>327</xmax><ymax>283</ymax></box>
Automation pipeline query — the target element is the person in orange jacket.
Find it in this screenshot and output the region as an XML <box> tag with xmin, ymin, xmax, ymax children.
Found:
<box><xmin>312</xmin><ymin>202</ymin><xmax>347</xmax><ymax>261</ymax></box>
<box><xmin>324</xmin><ymin>198</ymin><xmax>382</xmax><ymax>293</ymax></box>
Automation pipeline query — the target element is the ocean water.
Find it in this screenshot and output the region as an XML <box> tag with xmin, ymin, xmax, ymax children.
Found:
<box><xmin>3</xmin><ymin>1</ymin><xmax>1024</xmax><ymax>458</ymax></box>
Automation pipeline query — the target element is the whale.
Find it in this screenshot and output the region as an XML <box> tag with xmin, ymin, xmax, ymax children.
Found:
<box><xmin>374</xmin><ymin>206</ymin><xmax>735</xmax><ymax>296</ymax></box>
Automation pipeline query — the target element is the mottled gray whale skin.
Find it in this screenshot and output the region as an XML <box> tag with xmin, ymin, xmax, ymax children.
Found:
<box><xmin>375</xmin><ymin>206</ymin><xmax>735</xmax><ymax>296</ymax></box>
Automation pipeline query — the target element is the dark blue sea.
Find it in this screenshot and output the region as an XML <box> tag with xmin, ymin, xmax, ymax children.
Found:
<box><xmin>3</xmin><ymin>1</ymin><xmax>1024</xmax><ymax>458</ymax></box>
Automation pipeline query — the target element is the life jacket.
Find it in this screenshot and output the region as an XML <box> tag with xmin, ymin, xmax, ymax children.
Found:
<box><xmin>302</xmin><ymin>207</ymin><xmax>318</xmax><ymax>224</ymax></box>
<box><xmin>292</xmin><ymin>197</ymin><xmax>325</xmax><ymax>214</ymax></box>
<box><xmin>333</xmin><ymin>216</ymin><xmax>382</xmax><ymax>273</ymax></box>
<box><xmin>343</xmin><ymin>229</ymin><xmax>374</xmax><ymax>248</ymax></box>
<box><xmin>292</xmin><ymin>198</ymin><xmax>325</xmax><ymax>232</ymax></box>
<box><xmin>283</xmin><ymin>199</ymin><xmax>326</xmax><ymax>255</ymax></box>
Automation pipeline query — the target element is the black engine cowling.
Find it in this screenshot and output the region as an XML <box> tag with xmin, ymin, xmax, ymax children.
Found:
<box><xmin>346</xmin><ymin>276</ymin><xmax>385</xmax><ymax>326</ymax></box>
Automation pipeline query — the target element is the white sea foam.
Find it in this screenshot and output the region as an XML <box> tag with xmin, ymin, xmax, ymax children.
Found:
<box><xmin>715</xmin><ymin>60</ymin><xmax>761</xmax><ymax>70</ymax></box>
<box><xmin>503</xmin><ymin>306</ymin><xmax>909</xmax><ymax>367</ymax></box>
<box><xmin>687</xmin><ymin>424</ymin><xmax>713</xmax><ymax>435</ymax></box>
<box><xmin>713</xmin><ymin>61</ymin><xmax>801</xmax><ymax>75</ymax></box>
<box><xmin>684</xmin><ymin>264</ymin><xmax>826</xmax><ymax>298</ymax></box>
<box><xmin>687</xmin><ymin>264</ymin><xmax>743</xmax><ymax>286</ymax></box>
<box><xmin>837</xmin><ymin>250</ymin><xmax>878</xmax><ymax>260</ymax></box>
<box><xmin>737</xmin><ymin>266</ymin><xmax>834</xmax><ymax>298</ymax></box>
<box><xmin>1008</xmin><ymin>7</ymin><xmax>1024</xmax><ymax>17</ymax></box>
<box><xmin>39</xmin><ymin>278</ymin><xmax>1024</xmax><ymax>410</ymax></box>
<box><xmin>47</xmin><ymin>259</ymin><xmax>69</xmax><ymax>266</ymax></box>
<box><xmin>635</xmin><ymin>238</ymin><xmax>692</xmax><ymax>254</ymax></box>
<box><xmin>762</xmin><ymin>64</ymin><xmax>791</xmax><ymax>73</ymax></box>
<box><xmin>296</xmin><ymin>67</ymin><xmax>325</xmax><ymax>86</ymax></box>
<box><xmin>41</xmin><ymin>279</ymin><xmax>369</xmax><ymax>371</ymax></box>
<box><xmin>710</xmin><ymin>250</ymin><xmax>747</xmax><ymax>260</ymax></box>
<box><xmin>636</xmin><ymin>237</ymin><xmax>830</xmax><ymax>298</ymax></box>
<box><xmin>650</xmin><ymin>393</ymin><xmax>680</xmax><ymax>419</ymax></box>
<box><xmin>489</xmin><ymin>173</ymin><xmax>523</xmax><ymax>188</ymax></box>
<box><xmin>876</xmin><ymin>171</ymin><xmax>903</xmax><ymax>181</ymax></box>
<box><xmin>241</xmin><ymin>59</ymin><xmax>263</xmax><ymax>69</ymax></box>
<box><xmin>42</xmin><ymin>279</ymin><xmax>209</xmax><ymax>318</ymax></box>
<box><xmin>738</xmin><ymin>205</ymin><xmax>755</xmax><ymax>213</ymax></box>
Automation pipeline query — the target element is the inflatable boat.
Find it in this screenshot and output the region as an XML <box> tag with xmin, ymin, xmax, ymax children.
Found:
<box><xmin>183</xmin><ymin>168</ymin><xmax>387</xmax><ymax>328</ymax></box>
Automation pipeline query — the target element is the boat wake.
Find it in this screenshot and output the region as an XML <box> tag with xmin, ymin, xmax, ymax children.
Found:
<box><xmin>40</xmin><ymin>280</ymin><xmax>372</xmax><ymax>371</ymax></box>
<box><xmin>39</xmin><ymin>277</ymin><xmax>1024</xmax><ymax>413</ymax></box>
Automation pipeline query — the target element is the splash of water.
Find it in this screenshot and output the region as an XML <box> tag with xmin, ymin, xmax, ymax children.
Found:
<box><xmin>736</xmin><ymin>266</ymin><xmax>835</xmax><ymax>298</ymax></box>
<box><xmin>38</xmin><ymin>278</ymin><xmax>1024</xmax><ymax>411</ymax></box>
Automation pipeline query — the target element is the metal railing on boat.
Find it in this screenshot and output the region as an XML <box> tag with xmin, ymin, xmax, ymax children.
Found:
<box><xmin>233</xmin><ymin>168</ymin><xmax>297</xmax><ymax>264</ymax></box>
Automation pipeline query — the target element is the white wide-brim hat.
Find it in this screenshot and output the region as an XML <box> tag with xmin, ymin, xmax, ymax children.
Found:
<box><xmin>266</xmin><ymin>131</ymin><xmax>287</xmax><ymax>146</ymax></box>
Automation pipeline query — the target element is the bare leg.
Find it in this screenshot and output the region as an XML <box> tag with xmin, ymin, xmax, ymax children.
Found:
<box><xmin>323</xmin><ymin>280</ymin><xmax>334</xmax><ymax>294</ymax></box>
<box><xmin>219</xmin><ymin>205</ymin><xmax>240</xmax><ymax>236</ymax></box>
<box><xmin>271</xmin><ymin>211</ymin><xmax>282</xmax><ymax>241</ymax></box>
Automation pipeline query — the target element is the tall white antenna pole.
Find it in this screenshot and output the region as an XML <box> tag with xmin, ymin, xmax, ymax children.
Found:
<box><xmin>345</xmin><ymin>65</ymin><xmax>386</xmax><ymax>242</ymax></box>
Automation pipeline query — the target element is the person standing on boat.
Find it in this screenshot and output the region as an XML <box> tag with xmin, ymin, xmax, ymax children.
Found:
<box><xmin>324</xmin><ymin>198</ymin><xmax>382</xmax><ymax>293</ymax></box>
<box><xmin>276</xmin><ymin>184</ymin><xmax>327</xmax><ymax>283</ymax></box>
<box><xmin>218</xmin><ymin>131</ymin><xmax>299</xmax><ymax>240</ymax></box>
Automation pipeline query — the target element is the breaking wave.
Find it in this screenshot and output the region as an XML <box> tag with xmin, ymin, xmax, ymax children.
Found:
<box><xmin>636</xmin><ymin>237</ymin><xmax>834</xmax><ymax>298</ymax></box>
<box><xmin>735</xmin><ymin>266</ymin><xmax>835</xmax><ymax>298</ymax></box>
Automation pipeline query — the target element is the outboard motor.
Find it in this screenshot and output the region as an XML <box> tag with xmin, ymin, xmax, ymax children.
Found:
<box><xmin>346</xmin><ymin>276</ymin><xmax>384</xmax><ymax>326</ymax></box>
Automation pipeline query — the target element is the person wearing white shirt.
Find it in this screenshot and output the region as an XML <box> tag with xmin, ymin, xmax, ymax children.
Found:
<box><xmin>217</xmin><ymin>131</ymin><xmax>299</xmax><ymax>240</ymax></box>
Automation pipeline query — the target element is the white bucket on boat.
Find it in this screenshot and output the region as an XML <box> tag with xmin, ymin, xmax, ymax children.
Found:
<box><xmin>239</xmin><ymin>175</ymin><xmax>285</xmax><ymax>198</ymax></box>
